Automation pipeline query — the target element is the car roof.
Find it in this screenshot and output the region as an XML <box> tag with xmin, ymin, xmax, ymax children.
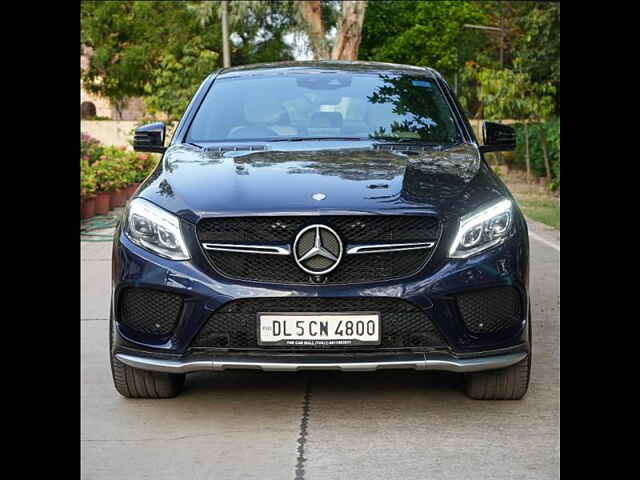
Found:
<box><xmin>216</xmin><ymin>60</ymin><xmax>439</xmax><ymax>79</ymax></box>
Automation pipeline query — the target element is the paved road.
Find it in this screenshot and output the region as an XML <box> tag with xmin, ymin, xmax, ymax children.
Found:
<box><xmin>81</xmin><ymin>219</ymin><xmax>559</xmax><ymax>480</ymax></box>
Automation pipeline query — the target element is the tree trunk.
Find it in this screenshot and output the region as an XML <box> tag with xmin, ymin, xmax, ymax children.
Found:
<box><xmin>113</xmin><ymin>99</ymin><xmax>125</xmax><ymax>120</ymax></box>
<box><xmin>495</xmin><ymin>119</ymin><xmax>502</xmax><ymax>166</ymax></box>
<box><xmin>524</xmin><ymin>120</ymin><xmax>531</xmax><ymax>183</ymax></box>
<box><xmin>331</xmin><ymin>1</ymin><xmax>368</xmax><ymax>60</ymax></box>
<box><xmin>221</xmin><ymin>0</ymin><xmax>231</xmax><ymax>68</ymax></box>
<box><xmin>538</xmin><ymin>127</ymin><xmax>552</xmax><ymax>182</ymax></box>
<box><xmin>474</xmin><ymin>100</ymin><xmax>484</xmax><ymax>119</ymax></box>
<box><xmin>300</xmin><ymin>0</ymin><xmax>329</xmax><ymax>60</ymax></box>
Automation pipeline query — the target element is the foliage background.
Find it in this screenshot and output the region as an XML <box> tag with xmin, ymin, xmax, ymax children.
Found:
<box><xmin>81</xmin><ymin>1</ymin><xmax>559</xmax><ymax>189</ymax></box>
<box><xmin>82</xmin><ymin>1</ymin><xmax>560</xmax><ymax>120</ymax></box>
<box><xmin>511</xmin><ymin>120</ymin><xmax>560</xmax><ymax>188</ymax></box>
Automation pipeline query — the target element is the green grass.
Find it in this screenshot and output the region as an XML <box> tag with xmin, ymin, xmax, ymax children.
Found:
<box><xmin>514</xmin><ymin>195</ymin><xmax>560</xmax><ymax>230</ymax></box>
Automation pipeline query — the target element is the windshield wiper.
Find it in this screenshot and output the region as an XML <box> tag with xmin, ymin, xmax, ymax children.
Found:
<box><xmin>370</xmin><ymin>137</ymin><xmax>443</xmax><ymax>145</ymax></box>
<box><xmin>184</xmin><ymin>142</ymin><xmax>205</xmax><ymax>149</ymax></box>
<box><xmin>268</xmin><ymin>136</ymin><xmax>365</xmax><ymax>142</ymax></box>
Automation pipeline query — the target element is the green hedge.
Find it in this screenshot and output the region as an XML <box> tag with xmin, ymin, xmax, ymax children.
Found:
<box><xmin>510</xmin><ymin>118</ymin><xmax>560</xmax><ymax>189</ymax></box>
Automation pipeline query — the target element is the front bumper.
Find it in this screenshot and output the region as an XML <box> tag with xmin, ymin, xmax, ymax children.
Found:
<box><xmin>116</xmin><ymin>347</ymin><xmax>528</xmax><ymax>373</ymax></box>
<box><xmin>112</xmin><ymin>211</ymin><xmax>530</xmax><ymax>366</ymax></box>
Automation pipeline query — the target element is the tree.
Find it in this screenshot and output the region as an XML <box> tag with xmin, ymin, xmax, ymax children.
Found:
<box><xmin>474</xmin><ymin>64</ymin><xmax>556</xmax><ymax>121</ymax></box>
<box><xmin>81</xmin><ymin>1</ymin><xmax>202</xmax><ymax>118</ymax></box>
<box><xmin>359</xmin><ymin>1</ymin><xmax>486</xmax><ymax>80</ymax></box>
<box><xmin>299</xmin><ymin>1</ymin><xmax>330</xmax><ymax>60</ymax></box>
<box><xmin>188</xmin><ymin>1</ymin><xmax>368</xmax><ymax>62</ymax></box>
<box><xmin>459</xmin><ymin>61</ymin><xmax>555</xmax><ymax>178</ymax></box>
<box><xmin>466</xmin><ymin>1</ymin><xmax>560</xmax><ymax>115</ymax></box>
<box><xmin>513</xmin><ymin>2</ymin><xmax>560</xmax><ymax>114</ymax></box>
<box><xmin>81</xmin><ymin>1</ymin><xmax>294</xmax><ymax>120</ymax></box>
<box><xmin>298</xmin><ymin>0</ymin><xmax>367</xmax><ymax>60</ymax></box>
<box><xmin>331</xmin><ymin>1</ymin><xmax>368</xmax><ymax>60</ymax></box>
<box><xmin>143</xmin><ymin>38</ymin><xmax>219</xmax><ymax>122</ymax></box>
<box><xmin>195</xmin><ymin>1</ymin><xmax>366</xmax><ymax>61</ymax></box>
<box><xmin>188</xmin><ymin>1</ymin><xmax>297</xmax><ymax>66</ymax></box>
<box><xmin>471</xmin><ymin>1</ymin><xmax>526</xmax><ymax>70</ymax></box>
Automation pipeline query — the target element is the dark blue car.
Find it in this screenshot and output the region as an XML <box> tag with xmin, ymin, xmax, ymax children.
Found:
<box><xmin>110</xmin><ymin>61</ymin><xmax>531</xmax><ymax>400</ymax></box>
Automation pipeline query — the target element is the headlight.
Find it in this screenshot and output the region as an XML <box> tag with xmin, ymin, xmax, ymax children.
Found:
<box><xmin>449</xmin><ymin>199</ymin><xmax>512</xmax><ymax>258</ymax></box>
<box><xmin>124</xmin><ymin>198</ymin><xmax>190</xmax><ymax>260</ymax></box>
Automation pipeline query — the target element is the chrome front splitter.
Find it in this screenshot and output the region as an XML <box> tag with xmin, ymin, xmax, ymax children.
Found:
<box><xmin>115</xmin><ymin>351</ymin><xmax>527</xmax><ymax>374</ymax></box>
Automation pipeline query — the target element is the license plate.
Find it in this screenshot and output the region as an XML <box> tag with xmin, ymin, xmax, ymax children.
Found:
<box><xmin>257</xmin><ymin>312</ymin><xmax>380</xmax><ymax>346</ymax></box>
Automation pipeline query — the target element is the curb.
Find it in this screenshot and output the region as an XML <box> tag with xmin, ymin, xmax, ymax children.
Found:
<box><xmin>525</xmin><ymin>216</ymin><xmax>560</xmax><ymax>252</ymax></box>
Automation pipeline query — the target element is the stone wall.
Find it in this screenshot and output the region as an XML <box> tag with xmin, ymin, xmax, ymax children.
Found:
<box><xmin>81</xmin><ymin>48</ymin><xmax>146</xmax><ymax>121</ymax></box>
<box><xmin>81</xmin><ymin>121</ymin><xmax>139</xmax><ymax>149</ymax></box>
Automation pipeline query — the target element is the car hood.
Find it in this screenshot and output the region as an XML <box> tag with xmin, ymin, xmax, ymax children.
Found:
<box><xmin>138</xmin><ymin>142</ymin><xmax>508</xmax><ymax>224</ymax></box>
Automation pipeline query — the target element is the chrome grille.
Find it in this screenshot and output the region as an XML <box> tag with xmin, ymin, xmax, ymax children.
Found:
<box><xmin>197</xmin><ymin>215</ymin><xmax>441</xmax><ymax>284</ymax></box>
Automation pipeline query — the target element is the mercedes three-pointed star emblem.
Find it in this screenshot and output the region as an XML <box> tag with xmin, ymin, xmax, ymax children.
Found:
<box><xmin>293</xmin><ymin>224</ymin><xmax>343</xmax><ymax>275</ymax></box>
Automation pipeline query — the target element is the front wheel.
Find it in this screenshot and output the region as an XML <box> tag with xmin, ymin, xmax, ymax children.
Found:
<box><xmin>109</xmin><ymin>308</ymin><xmax>185</xmax><ymax>399</ymax></box>
<box><xmin>464</xmin><ymin>307</ymin><xmax>532</xmax><ymax>400</ymax></box>
<box><xmin>464</xmin><ymin>355</ymin><xmax>530</xmax><ymax>400</ymax></box>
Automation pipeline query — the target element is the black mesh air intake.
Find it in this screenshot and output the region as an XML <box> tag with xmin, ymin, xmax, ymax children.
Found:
<box><xmin>455</xmin><ymin>287</ymin><xmax>522</xmax><ymax>334</ymax></box>
<box><xmin>197</xmin><ymin>216</ymin><xmax>441</xmax><ymax>285</ymax></box>
<box><xmin>190</xmin><ymin>297</ymin><xmax>447</xmax><ymax>350</ymax></box>
<box><xmin>118</xmin><ymin>288</ymin><xmax>183</xmax><ymax>336</ymax></box>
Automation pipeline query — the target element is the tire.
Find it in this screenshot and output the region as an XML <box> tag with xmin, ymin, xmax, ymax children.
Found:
<box><xmin>109</xmin><ymin>308</ymin><xmax>185</xmax><ymax>399</ymax></box>
<box><xmin>464</xmin><ymin>307</ymin><xmax>532</xmax><ymax>400</ymax></box>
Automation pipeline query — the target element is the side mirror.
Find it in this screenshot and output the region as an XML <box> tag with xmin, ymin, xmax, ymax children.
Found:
<box><xmin>133</xmin><ymin>122</ymin><xmax>166</xmax><ymax>153</ymax></box>
<box><xmin>479</xmin><ymin>121</ymin><xmax>516</xmax><ymax>153</ymax></box>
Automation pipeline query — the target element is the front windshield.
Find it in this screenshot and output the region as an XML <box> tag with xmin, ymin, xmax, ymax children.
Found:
<box><xmin>187</xmin><ymin>72</ymin><xmax>461</xmax><ymax>144</ymax></box>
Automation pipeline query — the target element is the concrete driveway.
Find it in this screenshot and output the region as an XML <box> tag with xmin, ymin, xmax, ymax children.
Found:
<box><xmin>81</xmin><ymin>218</ymin><xmax>559</xmax><ymax>480</ymax></box>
